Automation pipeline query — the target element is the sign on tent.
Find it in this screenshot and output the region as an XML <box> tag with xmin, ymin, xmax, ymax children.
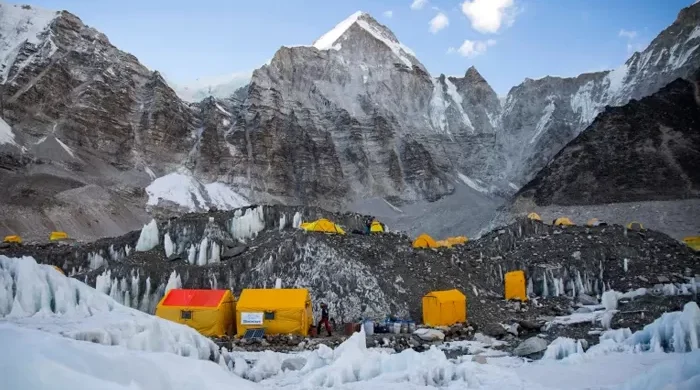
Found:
<box><xmin>241</xmin><ymin>312</ymin><xmax>264</xmax><ymax>325</ymax></box>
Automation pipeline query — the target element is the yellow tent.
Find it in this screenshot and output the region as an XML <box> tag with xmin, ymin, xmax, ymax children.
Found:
<box><xmin>236</xmin><ymin>288</ymin><xmax>313</xmax><ymax>337</ymax></box>
<box><xmin>155</xmin><ymin>289</ymin><xmax>235</xmax><ymax>337</ymax></box>
<box><xmin>446</xmin><ymin>236</ymin><xmax>468</xmax><ymax>246</ymax></box>
<box><xmin>49</xmin><ymin>231</ymin><xmax>69</xmax><ymax>241</ymax></box>
<box><xmin>412</xmin><ymin>234</ymin><xmax>439</xmax><ymax>249</ymax></box>
<box><xmin>53</xmin><ymin>266</ymin><xmax>65</xmax><ymax>275</ymax></box>
<box><xmin>683</xmin><ymin>236</ymin><xmax>700</xmax><ymax>252</ymax></box>
<box><xmin>554</xmin><ymin>217</ymin><xmax>574</xmax><ymax>226</ymax></box>
<box><xmin>3</xmin><ymin>235</ymin><xmax>22</xmax><ymax>244</ymax></box>
<box><xmin>300</xmin><ymin>219</ymin><xmax>345</xmax><ymax>234</ymax></box>
<box><xmin>370</xmin><ymin>221</ymin><xmax>384</xmax><ymax>233</ymax></box>
<box><xmin>435</xmin><ymin>239</ymin><xmax>452</xmax><ymax>248</ymax></box>
<box><xmin>527</xmin><ymin>212</ymin><xmax>542</xmax><ymax>221</ymax></box>
<box><xmin>627</xmin><ymin>221</ymin><xmax>644</xmax><ymax>231</ymax></box>
<box><xmin>504</xmin><ymin>270</ymin><xmax>528</xmax><ymax>301</ymax></box>
<box><xmin>422</xmin><ymin>289</ymin><xmax>467</xmax><ymax>327</ymax></box>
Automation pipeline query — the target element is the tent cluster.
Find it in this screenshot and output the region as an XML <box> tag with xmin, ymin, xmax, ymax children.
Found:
<box><xmin>2</xmin><ymin>231</ymin><xmax>71</xmax><ymax>245</ymax></box>
<box><xmin>155</xmin><ymin>288</ymin><xmax>313</xmax><ymax>338</ymax></box>
<box><xmin>528</xmin><ymin>213</ymin><xmax>648</xmax><ymax>231</ymax></box>
<box><xmin>412</xmin><ymin>234</ymin><xmax>468</xmax><ymax>249</ymax></box>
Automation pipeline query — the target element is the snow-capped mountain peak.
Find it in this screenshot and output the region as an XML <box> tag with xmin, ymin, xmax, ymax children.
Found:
<box><xmin>312</xmin><ymin>11</ymin><xmax>420</xmax><ymax>69</ymax></box>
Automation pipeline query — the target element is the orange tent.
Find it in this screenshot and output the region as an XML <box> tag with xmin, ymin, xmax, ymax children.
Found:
<box><xmin>412</xmin><ymin>234</ymin><xmax>438</xmax><ymax>249</ymax></box>
<box><xmin>155</xmin><ymin>289</ymin><xmax>235</xmax><ymax>337</ymax></box>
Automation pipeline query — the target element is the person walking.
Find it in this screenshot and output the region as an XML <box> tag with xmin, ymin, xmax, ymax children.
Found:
<box><xmin>317</xmin><ymin>302</ymin><xmax>332</xmax><ymax>336</ymax></box>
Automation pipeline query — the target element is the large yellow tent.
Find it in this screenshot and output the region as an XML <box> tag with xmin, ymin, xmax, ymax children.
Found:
<box><xmin>3</xmin><ymin>235</ymin><xmax>21</xmax><ymax>244</ymax></box>
<box><xmin>236</xmin><ymin>288</ymin><xmax>313</xmax><ymax>337</ymax></box>
<box><xmin>504</xmin><ymin>270</ymin><xmax>528</xmax><ymax>301</ymax></box>
<box><xmin>554</xmin><ymin>217</ymin><xmax>574</xmax><ymax>226</ymax></box>
<box><xmin>683</xmin><ymin>236</ymin><xmax>700</xmax><ymax>252</ymax></box>
<box><xmin>413</xmin><ymin>234</ymin><xmax>439</xmax><ymax>249</ymax></box>
<box><xmin>527</xmin><ymin>212</ymin><xmax>542</xmax><ymax>221</ymax></box>
<box><xmin>49</xmin><ymin>231</ymin><xmax>69</xmax><ymax>241</ymax></box>
<box><xmin>422</xmin><ymin>289</ymin><xmax>467</xmax><ymax>326</ymax></box>
<box><xmin>300</xmin><ymin>219</ymin><xmax>345</xmax><ymax>234</ymax></box>
<box><xmin>155</xmin><ymin>289</ymin><xmax>235</xmax><ymax>337</ymax></box>
<box><xmin>370</xmin><ymin>221</ymin><xmax>385</xmax><ymax>233</ymax></box>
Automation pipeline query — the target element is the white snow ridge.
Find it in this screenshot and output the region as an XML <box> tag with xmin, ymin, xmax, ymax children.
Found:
<box><xmin>146</xmin><ymin>172</ymin><xmax>249</xmax><ymax>212</ymax></box>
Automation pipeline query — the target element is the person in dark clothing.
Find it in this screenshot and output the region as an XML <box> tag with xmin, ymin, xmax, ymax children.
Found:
<box><xmin>317</xmin><ymin>303</ymin><xmax>332</xmax><ymax>336</ymax></box>
<box><xmin>364</xmin><ymin>216</ymin><xmax>374</xmax><ymax>235</ymax></box>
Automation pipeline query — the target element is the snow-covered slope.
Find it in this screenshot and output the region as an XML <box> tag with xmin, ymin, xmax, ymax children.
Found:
<box><xmin>146</xmin><ymin>172</ymin><xmax>249</xmax><ymax>212</ymax></box>
<box><xmin>0</xmin><ymin>255</ymin><xmax>219</xmax><ymax>360</ymax></box>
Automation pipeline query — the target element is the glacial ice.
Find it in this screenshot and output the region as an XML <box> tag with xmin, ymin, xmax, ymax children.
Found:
<box><xmin>136</xmin><ymin>219</ymin><xmax>160</xmax><ymax>252</ymax></box>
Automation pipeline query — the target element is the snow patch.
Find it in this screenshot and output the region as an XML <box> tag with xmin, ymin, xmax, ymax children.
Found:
<box><xmin>135</xmin><ymin>219</ymin><xmax>159</xmax><ymax>252</ymax></box>
<box><xmin>146</xmin><ymin>173</ymin><xmax>248</xmax><ymax>211</ymax></box>
<box><xmin>543</xmin><ymin>337</ymin><xmax>584</xmax><ymax>360</ymax></box>
<box><xmin>458</xmin><ymin>172</ymin><xmax>489</xmax><ymax>194</ymax></box>
<box><xmin>0</xmin><ymin>117</ymin><xmax>18</xmax><ymax>146</ymax></box>
<box><xmin>164</xmin><ymin>233</ymin><xmax>175</xmax><ymax>257</ymax></box>
<box><xmin>445</xmin><ymin>77</ymin><xmax>474</xmax><ymax>129</ymax></box>
<box><xmin>530</xmin><ymin>99</ymin><xmax>555</xmax><ymax>144</ymax></box>
<box><xmin>625</xmin><ymin>301</ymin><xmax>700</xmax><ymax>353</ymax></box>
<box><xmin>0</xmin><ymin>3</ymin><xmax>58</xmax><ymax>83</ymax></box>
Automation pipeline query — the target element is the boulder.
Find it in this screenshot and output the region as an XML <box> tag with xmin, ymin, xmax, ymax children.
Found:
<box><xmin>513</xmin><ymin>337</ymin><xmax>549</xmax><ymax>357</ymax></box>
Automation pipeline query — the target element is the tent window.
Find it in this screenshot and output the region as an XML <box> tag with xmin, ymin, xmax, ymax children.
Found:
<box><xmin>180</xmin><ymin>310</ymin><xmax>192</xmax><ymax>320</ymax></box>
<box><xmin>264</xmin><ymin>311</ymin><xmax>275</xmax><ymax>320</ymax></box>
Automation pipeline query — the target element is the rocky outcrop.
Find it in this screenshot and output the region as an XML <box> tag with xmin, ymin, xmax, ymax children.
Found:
<box><xmin>515</xmin><ymin>69</ymin><xmax>700</xmax><ymax>206</ymax></box>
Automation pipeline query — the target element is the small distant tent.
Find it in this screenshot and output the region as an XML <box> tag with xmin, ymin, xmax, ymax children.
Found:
<box><xmin>683</xmin><ymin>236</ymin><xmax>700</xmax><ymax>252</ymax></box>
<box><xmin>155</xmin><ymin>289</ymin><xmax>235</xmax><ymax>337</ymax></box>
<box><xmin>586</xmin><ymin>218</ymin><xmax>605</xmax><ymax>227</ymax></box>
<box><xmin>504</xmin><ymin>270</ymin><xmax>528</xmax><ymax>301</ymax></box>
<box><xmin>3</xmin><ymin>235</ymin><xmax>21</xmax><ymax>244</ymax></box>
<box><xmin>422</xmin><ymin>289</ymin><xmax>467</xmax><ymax>327</ymax></box>
<box><xmin>627</xmin><ymin>222</ymin><xmax>644</xmax><ymax>231</ymax></box>
<box><xmin>49</xmin><ymin>231</ymin><xmax>69</xmax><ymax>241</ymax></box>
<box><xmin>436</xmin><ymin>239</ymin><xmax>452</xmax><ymax>248</ymax></box>
<box><xmin>412</xmin><ymin>234</ymin><xmax>439</xmax><ymax>249</ymax></box>
<box><xmin>52</xmin><ymin>266</ymin><xmax>65</xmax><ymax>275</ymax></box>
<box><xmin>236</xmin><ymin>288</ymin><xmax>313</xmax><ymax>337</ymax></box>
<box><xmin>446</xmin><ymin>236</ymin><xmax>468</xmax><ymax>246</ymax></box>
<box><xmin>527</xmin><ymin>212</ymin><xmax>542</xmax><ymax>221</ymax></box>
<box><xmin>554</xmin><ymin>217</ymin><xmax>574</xmax><ymax>226</ymax></box>
<box><xmin>369</xmin><ymin>220</ymin><xmax>385</xmax><ymax>233</ymax></box>
<box><xmin>300</xmin><ymin>219</ymin><xmax>345</xmax><ymax>234</ymax></box>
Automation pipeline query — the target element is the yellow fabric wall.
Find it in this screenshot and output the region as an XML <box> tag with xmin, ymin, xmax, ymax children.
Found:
<box><xmin>504</xmin><ymin>270</ymin><xmax>527</xmax><ymax>301</ymax></box>
<box><xmin>422</xmin><ymin>289</ymin><xmax>467</xmax><ymax>326</ymax></box>
<box><xmin>155</xmin><ymin>290</ymin><xmax>235</xmax><ymax>337</ymax></box>
<box><xmin>235</xmin><ymin>289</ymin><xmax>312</xmax><ymax>336</ymax></box>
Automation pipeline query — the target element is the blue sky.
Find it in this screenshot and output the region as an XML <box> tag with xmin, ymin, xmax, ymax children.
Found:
<box><xmin>25</xmin><ymin>0</ymin><xmax>696</xmax><ymax>95</ymax></box>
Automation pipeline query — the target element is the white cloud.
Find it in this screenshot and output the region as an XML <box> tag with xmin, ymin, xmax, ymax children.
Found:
<box><xmin>429</xmin><ymin>12</ymin><xmax>449</xmax><ymax>34</ymax></box>
<box><xmin>411</xmin><ymin>0</ymin><xmax>428</xmax><ymax>11</ymax></box>
<box><xmin>619</xmin><ymin>29</ymin><xmax>637</xmax><ymax>39</ymax></box>
<box><xmin>461</xmin><ymin>0</ymin><xmax>517</xmax><ymax>34</ymax></box>
<box><xmin>383</xmin><ymin>10</ymin><xmax>393</xmax><ymax>18</ymax></box>
<box><xmin>448</xmin><ymin>39</ymin><xmax>497</xmax><ymax>57</ymax></box>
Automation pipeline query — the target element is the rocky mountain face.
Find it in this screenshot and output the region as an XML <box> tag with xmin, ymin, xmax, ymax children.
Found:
<box><xmin>501</xmin><ymin>4</ymin><xmax>700</xmax><ymax>188</ymax></box>
<box><xmin>1</xmin><ymin>205</ymin><xmax>697</xmax><ymax>343</ymax></box>
<box><xmin>0</xmin><ymin>3</ymin><xmax>244</xmax><ymax>240</ymax></box>
<box><xmin>1</xmin><ymin>2</ymin><xmax>699</xmax><ymax>241</ymax></box>
<box><xmin>516</xmin><ymin>70</ymin><xmax>700</xmax><ymax>207</ymax></box>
